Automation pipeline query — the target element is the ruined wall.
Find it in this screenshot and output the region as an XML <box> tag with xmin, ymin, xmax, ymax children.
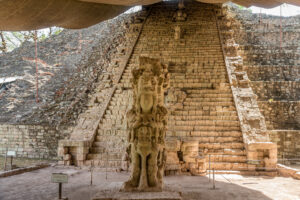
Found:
<box><xmin>259</xmin><ymin>102</ymin><xmax>300</xmax><ymax>130</ymax></box>
<box><xmin>0</xmin><ymin>124</ymin><xmax>68</xmax><ymax>159</ymax></box>
<box><xmin>0</xmin><ymin>11</ymin><xmax>136</xmax><ymax>126</ymax></box>
<box><xmin>0</xmin><ymin>10</ymin><xmax>141</xmax><ymax>159</ymax></box>
<box><xmin>61</xmin><ymin>1</ymin><xmax>258</xmax><ymax>173</ymax></box>
<box><xmin>250</xmin><ymin>82</ymin><xmax>300</xmax><ymax>101</ymax></box>
<box><xmin>270</xmin><ymin>130</ymin><xmax>300</xmax><ymax>165</ymax></box>
<box><xmin>229</xmin><ymin>4</ymin><xmax>300</xmax><ymax>162</ymax></box>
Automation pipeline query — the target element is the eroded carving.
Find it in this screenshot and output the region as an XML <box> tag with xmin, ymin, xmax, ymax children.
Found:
<box><xmin>122</xmin><ymin>57</ymin><xmax>169</xmax><ymax>192</ymax></box>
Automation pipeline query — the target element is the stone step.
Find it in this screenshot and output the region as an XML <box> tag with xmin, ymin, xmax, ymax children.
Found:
<box><xmin>169</xmin><ymin>125</ymin><xmax>241</xmax><ymax>132</ymax></box>
<box><xmin>206</xmin><ymin>155</ymin><xmax>247</xmax><ymax>163</ymax></box>
<box><xmin>90</xmin><ymin>142</ymin><xmax>125</xmax><ymax>151</ymax></box>
<box><xmin>201</xmin><ymin>136</ymin><xmax>243</xmax><ymax>143</ymax></box>
<box><xmin>179</xmin><ymin>136</ymin><xmax>243</xmax><ymax>143</ymax></box>
<box><xmin>171</xmin><ymin>110</ymin><xmax>238</xmax><ymax>116</ymax></box>
<box><xmin>169</xmin><ymin>115</ymin><xmax>238</xmax><ymax>121</ymax></box>
<box><xmin>170</xmin><ymin>79</ymin><xmax>228</xmax><ymax>83</ymax></box>
<box><xmin>198</xmin><ymin>142</ymin><xmax>244</xmax><ymax>149</ymax></box>
<box><xmin>84</xmin><ymin>159</ymin><xmax>121</xmax><ymax>168</ymax></box>
<box><xmin>188</xmin><ymin>131</ymin><xmax>242</xmax><ymax>137</ymax></box>
<box><xmin>205</xmin><ymin>170</ymin><xmax>242</xmax><ymax>174</ymax></box>
<box><xmin>206</xmin><ymin>148</ymin><xmax>246</xmax><ymax>156</ymax></box>
<box><xmin>186</xmin><ymin>93</ymin><xmax>233</xmax><ymax>98</ymax></box>
<box><xmin>124</xmin><ymin>73</ymin><xmax>227</xmax><ymax>78</ymax></box>
<box><xmin>168</xmin><ymin>120</ymin><xmax>240</xmax><ymax>127</ymax></box>
<box><xmin>109</xmin><ymin>100</ymin><xmax>132</xmax><ymax>106</ymax></box>
<box><xmin>209</xmin><ymin>162</ymin><xmax>248</xmax><ymax>171</ymax></box>
<box><xmin>171</xmin><ymin>83</ymin><xmax>214</xmax><ymax>88</ymax></box>
<box><xmin>87</xmin><ymin>152</ymin><xmax>122</xmax><ymax>160</ymax></box>
<box><xmin>183</xmin><ymin>101</ymin><xmax>234</xmax><ymax>107</ymax></box>
<box><xmin>184</xmin><ymin>97</ymin><xmax>233</xmax><ymax>102</ymax></box>
<box><xmin>94</xmin><ymin>135</ymin><xmax>127</xmax><ymax>142</ymax></box>
<box><xmin>171</xmin><ymin>74</ymin><xmax>227</xmax><ymax>79</ymax></box>
<box><xmin>100</xmin><ymin>120</ymin><xmax>126</xmax><ymax>128</ymax></box>
<box><xmin>97</xmin><ymin>129</ymin><xmax>127</xmax><ymax>136</ymax></box>
<box><xmin>186</xmin><ymin>89</ymin><xmax>232</xmax><ymax>94</ymax></box>
<box><xmin>182</xmin><ymin>106</ymin><xmax>236</xmax><ymax>111</ymax></box>
<box><xmin>170</xmin><ymin>71</ymin><xmax>227</xmax><ymax>75</ymax></box>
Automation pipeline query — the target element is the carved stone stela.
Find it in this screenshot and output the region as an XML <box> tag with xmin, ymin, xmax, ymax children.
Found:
<box><xmin>122</xmin><ymin>57</ymin><xmax>169</xmax><ymax>192</ymax></box>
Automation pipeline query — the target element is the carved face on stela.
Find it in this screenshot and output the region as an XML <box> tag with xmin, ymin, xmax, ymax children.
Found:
<box><xmin>131</xmin><ymin>57</ymin><xmax>169</xmax><ymax>115</ymax></box>
<box><xmin>138</xmin><ymin>63</ymin><xmax>158</xmax><ymax>114</ymax></box>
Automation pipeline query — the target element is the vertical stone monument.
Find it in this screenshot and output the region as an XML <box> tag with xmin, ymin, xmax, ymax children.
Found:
<box><xmin>122</xmin><ymin>57</ymin><xmax>169</xmax><ymax>192</ymax></box>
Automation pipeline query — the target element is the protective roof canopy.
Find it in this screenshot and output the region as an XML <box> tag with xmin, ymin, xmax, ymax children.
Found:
<box><xmin>1</xmin><ymin>0</ymin><xmax>299</xmax><ymax>31</ymax></box>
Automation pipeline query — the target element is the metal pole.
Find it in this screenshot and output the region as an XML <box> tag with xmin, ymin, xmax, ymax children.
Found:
<box><xmin>90</xmin><ymin>160</ymin><xmax>94</xmax><ymax>186</ymax></box>
<box><xmin>10</xmin><ymin>156</ymin><xmax>13</xmax><ymax>170</ymax></box>
<box><xmin>259</xmin><ymin>8</ymin><xmax>262</xmax><ymax>25</ymax></box>
<box><xmin>106</xmin><ymin>151</ymin><xmax>108</xmax><ymax>180</ymax></box>
<box><xmin>59</xmin><ymin>183</ymin><xmax>62</xmax><ymax>199</ymax></box>
<box><xmin>209</xmin><ymin>154</ymin><xmax>211</xmax><ymax>182</ymax></box>
<box><xmin>213</xmin><ymin>168</ymin><xmax>215</xmax><ymax>190</ymax></box>
<box><xmin>4</xmin><ymin>147</ymin><xmax>8</xmax><ymax>171</ymax></box>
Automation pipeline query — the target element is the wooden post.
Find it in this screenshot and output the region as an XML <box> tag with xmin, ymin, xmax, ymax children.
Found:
<box><xmin>52</xmin><ymin>173</ymin><xmax>68</xmax><ymax>200</ymax></box>
<box><xmin>59</xmin><ymin>183</ymin><xmax>62</xmax><ymax>199</ymax></box>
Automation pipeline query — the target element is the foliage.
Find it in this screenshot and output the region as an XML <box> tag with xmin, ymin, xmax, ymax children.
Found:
<box><xmin>0</xmin><ymin>27</ymin><xmax>63</xmax><ymax>53</ymax></box>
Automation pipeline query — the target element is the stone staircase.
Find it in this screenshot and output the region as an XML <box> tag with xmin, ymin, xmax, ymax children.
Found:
<box><xmin>168</xmin><ymin>64</ymin><xmax>247</xmax><ymax>171</ymax></box>
<box><xmin>83</xmin><ymin>1</ymin><xmax>248</xmax><ymax>172</ymax></box>
<box><xmin>85</xmin><ymin>88</ymin><xmax>131</xmax><ymax>168</ymax></box>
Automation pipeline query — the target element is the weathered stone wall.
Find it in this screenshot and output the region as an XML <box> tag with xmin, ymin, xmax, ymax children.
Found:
<box><xmin>0</xmin><ymin>10</ymin><xmax>141</xmax><ymax>159</ymax></box>
<box><xmin>269</xmin><ymin>130</ymin><xmax>300</xmax><ymax>165</ymax></box>
<box><xmin>258</xmin><ymin>101</ymin><xmax>300</xmax><ymax>130</ymax></box>
<box><xmin>0</xmin><ymin>124</ymin><xmax>68</xmax><ymax>159</ymax></box>
<box><xmin>247</xmin><ymin>66</ymin><xmax>300</xmax><ymax>81</ymax></box>
<box><xmin>251</xmin><ymin>81</ymin><xmax>300</xmax><ymax>101</ymax></box>
<box><xmin>228</xmin><ymin>3</ymin><xmax>300</xmax><ymax>162</ymax></box>
<box><xmin>0</xmin><ymin>11</ymin><xmax>137</xmax><ymax>127</ymax></box>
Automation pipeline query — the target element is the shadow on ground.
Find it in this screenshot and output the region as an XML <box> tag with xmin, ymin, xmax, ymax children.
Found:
<box><xmin>1</xmin><ymin>166</ymin><xmax>298</xmax><ymax>200</ymax></box>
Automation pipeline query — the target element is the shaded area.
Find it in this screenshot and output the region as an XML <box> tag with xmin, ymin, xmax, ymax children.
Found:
<box><xmin>1</xmin><ymin>167</ymin><xmax>298</xmax><ymax>200</ymax></box>
<box><xmin>1</xmin><ymin>0</ymin><xmax>300</xmax><ymax>31</ymax></box>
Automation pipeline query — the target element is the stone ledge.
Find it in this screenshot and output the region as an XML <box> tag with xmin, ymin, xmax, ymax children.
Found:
<box><xmin>0</xmin><ymin>163</ymin><xmax>50</xmax><ymax>178</ymax></box>
<box><xmin>277</xmin><ymin>164</ymin><xmax>300</xmax><ymax>180</ymax></box>
<box><xmin>59</xmin><ymin>140</ymin><xmax>91</xmax><ymax>147</ymax></box>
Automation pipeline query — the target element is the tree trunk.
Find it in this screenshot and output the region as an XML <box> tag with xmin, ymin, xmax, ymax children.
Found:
<box><xmin>0</xmin><ymin>31</ymin><xmax>7</xmax><ymax>53</ymax></box>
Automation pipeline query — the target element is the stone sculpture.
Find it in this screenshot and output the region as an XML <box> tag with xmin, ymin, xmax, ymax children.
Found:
<box><xmin>173</xmin><ymin>0</ymin><xmax>187</xmax><ymax>22</ymax></box>
<box><xmin>122</xmin><ymin>57</ymin><xmax>169</xmax><ymax>192</ymax></box>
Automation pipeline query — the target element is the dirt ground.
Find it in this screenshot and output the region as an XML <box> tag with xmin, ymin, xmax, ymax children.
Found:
<box><xmin>0</xmin><ymin>166</ymin><xmax>300</xmax><ymax>200</ymax></box>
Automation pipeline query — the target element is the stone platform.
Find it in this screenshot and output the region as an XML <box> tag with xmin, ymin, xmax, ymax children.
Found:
<box><xmin>92</xmin><ymin>191</ymin><xmax>182</xmax><ymax>200</ymax></box>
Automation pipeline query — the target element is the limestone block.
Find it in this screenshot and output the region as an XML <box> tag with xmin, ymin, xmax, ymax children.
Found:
<box><xmin>165</xmin><ymin>139</ymin><xmax>180</xmax><ymax>151</ymax></box>
<box><xmin>166</xmin><ymin>151</ymin><xmax>180</xmax><ymax>164</ymax></box>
